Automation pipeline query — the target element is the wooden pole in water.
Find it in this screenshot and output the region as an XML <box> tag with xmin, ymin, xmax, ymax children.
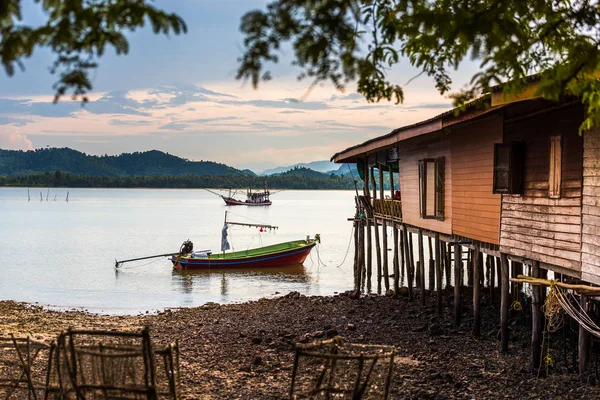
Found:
<box><xmin>579</xmin><ymin>295</ymin><xmax>591</xmax><ymax>381</ymax></box>
<box><xmin>454</xmin><ymin>243</ymin><xmax>462</xmax><ymax>326</ymax></box>
<box><xmin>428</xmin><ymin>236</ymin><xmax>435</xmax><ymax>291</ymax></box>
<box><xmin>496</xmin><ymin>256</ymin><xmax>502</xmax><ymax>295</ymax></box>
<box><xmin>353</xmin><ymin>202</ymin><xmax>360</xmax><ymax>292</ymax></box>
<box><xmin>435</xmin><ymin>233</ymin><xmax>442</xmax><ymax>315</ymax></box>
<box><xmin>393</xmin><ymin>224</ymin><xmax>400</xmax><ymax>294</ymax></box>
<box><xmin>418</xmin><ymin>229</ymin><xmax>425</xmax><ymax>305</ymax></box>
<box><xmin>360</xmin><ymin>214</ymin><xmax>366</xmax><ymax>293</ymax></box>
<box><xmin>473</xmin><ymin>243</ymin><xmax>481</xmax><ymax>337</ymax></box>
<box><xmin>379</xmin><ymin>167</ymin><xmax>390</xmax><ymax>292</ymax></box>
<box><xmin>364</xmin><ymin>163</ymin><xmax>372</xmax><ymax>292</ymax></box>
<box><xmin>500</xmin><ymin>253</ymin><xmax>510</xmax><ymax>353</ymax></box>
<box><xmin>402</xmin><ymin>224</ymin><xmax>413</xmax><ymax>300</ymax></box>
<box><xmin>371</xmin><ymin>167</ymin><xmax>382</xmax><ymax>294</ymax></box>
<box><xmin>399</xmin><ymin>228</ymin><xmax>406</xmax><ymax>288</ymax></box>
<box><xmin>531</xmin><ymin>260</ymin><xmax>543</xmax><ymax>372</ymax></box>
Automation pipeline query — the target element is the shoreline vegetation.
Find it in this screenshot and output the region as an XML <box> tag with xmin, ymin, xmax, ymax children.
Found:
<box><xmin>0</xmin><ymin>170</ymin><xmax>361</xmax><ymax>190</ymax></box>
<box><xmin>2</xmin><ymin>290</ymin><xmax>599</xmax><ymax>399</ymax></box>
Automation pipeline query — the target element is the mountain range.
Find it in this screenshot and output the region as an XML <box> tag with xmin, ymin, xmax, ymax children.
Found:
<box><xmin>0</xmin><ymin>148</ymin><xmax>360</xmax><ymax>179</ymax></box>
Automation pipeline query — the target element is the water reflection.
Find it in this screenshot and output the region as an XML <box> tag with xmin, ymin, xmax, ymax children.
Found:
<box><xmin>171</xmin><ymin>264</ymin><xmax>310</xmax><ymax>298</ymax></box>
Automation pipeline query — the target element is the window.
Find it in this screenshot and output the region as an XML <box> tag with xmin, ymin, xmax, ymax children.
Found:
<box><xmin>419</xmin><ymin>157</ymin><xmax>445</xmax><ymax>220</ymax></box>
<box><xmin>493</xmin><ymin>142</ymin><xmax>525</xmax><ymax>194</ymax></box>
<box><xmin>549</xmin><ymin>135</ymin><xmax>562</xmax><ymax>198</ymax></box>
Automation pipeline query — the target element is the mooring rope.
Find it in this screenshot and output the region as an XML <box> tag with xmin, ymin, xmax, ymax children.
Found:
<box><xmin>314</xmin><ymin>225</ymin><xmax>354</xmax><ymax>269</ymax></box>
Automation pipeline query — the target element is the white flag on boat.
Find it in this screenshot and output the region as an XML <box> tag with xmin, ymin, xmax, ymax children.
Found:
<box><xmin>221</xmin><ymin>225</ymin><xmax>231</xmax><ymax>252</ymax></box>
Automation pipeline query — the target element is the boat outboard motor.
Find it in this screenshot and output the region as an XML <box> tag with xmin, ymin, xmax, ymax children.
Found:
<box><xmin>180</xmin><ymin>240</ymin><xmax>194</xmax><ymax>255</ymax></box>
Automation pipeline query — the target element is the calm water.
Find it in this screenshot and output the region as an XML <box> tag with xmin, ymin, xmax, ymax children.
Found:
<box><xmin>0</xmin><ymin>188</ymin><xmax>357</xmax><ymax>314</ymax></box>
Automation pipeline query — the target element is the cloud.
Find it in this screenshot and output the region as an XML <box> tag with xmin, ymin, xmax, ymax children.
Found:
<box><xmin>279</xmin><ymin>110</ymin><xmax>305</xmax><ymax>114</ymax></box>
<box><xmin>222</xmin><ymin>98</ymin><xmax>329</xmax><ymax>110</ymax></box>
<box><xmin>0</xmin><ymin>116</ymin><xmax>29</xmax><ymax>126</ymax></box>
<box><xmin>189</xmin><ymin>116</ymin><xmax>240</xmax><ymax>123</ymax></box>
<box><xmin>158</xmin><ymin>122</ymin><xmax>190</xmax><ymax>131</ymax></box>
<box><xmin>415</xmin><ymin>103</ymin><xmax>453</xmax><ymax>109</ymax></box>
<box><xmin>109</xmin><ymin>119</ymin><xmax>154</xmax><ymax>126</ymax></box>
<box><xmin>0</xmin><ymin>127</ymin><xmax>33</xmax><ymax>150</ymax></box>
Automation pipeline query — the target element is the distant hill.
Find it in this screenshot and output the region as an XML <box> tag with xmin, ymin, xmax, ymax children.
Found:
<box><xmin>260</xmin><ymin>160</ymin><xmax>336</xmax><ymax>176</ymax></box>
<box><xmin>0</xmin><ymin>148</ymin><xmax>246</xmax><ymax>177</ymax></box>
<box><xmin>328</xmin><ymin>163</ymin><xmax>359</xmax><ymax>177</ymax></box>
<box><xmin>277</xmin><ymin>166</ymin><xmax>334</xmax><ymax>178</ymax></box>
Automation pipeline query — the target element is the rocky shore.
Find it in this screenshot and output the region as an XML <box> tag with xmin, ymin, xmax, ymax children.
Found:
<box><xmin>2</xmin><ymin>290</ymin><xmax>600</xmax><ymax>399</ymax></box>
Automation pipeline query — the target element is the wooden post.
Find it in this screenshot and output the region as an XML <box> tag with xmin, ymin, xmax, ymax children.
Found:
<box><xmin>379</xmin><ymin>167</ymin><xmax>390</xmax><ymax>292</ymax></box>
<box><xmin>371</xmin><ymin>167</ymin><xmax>382</xmax><ymax>294</ymax></box>
<box><xmin>579</xmin><ymin>295</ymin><xmax>591</xmax><ymax>381</ymax></box>
<box><xmin>531</xmin><ymin>260</ymin><xmax>542</xmax><ymax>372</ymax></box>
<box><xmin>408</xmin><ymin>231</ymin><xmax>415</xmax><ymax>291</ymax></box>
<box><xmin>473</xmin><ymin>244</ymin><xmax>481</xmax><ymax>337</ymax></box>
<box><xmin>435</xmin><ymin>233</ymin><xmax>442</xmax><ymax>315</ymax></box>
<box><xmin>495</xmin><ymin>256</ymin><xmax>501</xmax><ymax>295</ymax></box>
<box><xmin>353</xmin><ymin>205</ymin><xmax>359</xmax><ymax>291</ymax></box>
<box><xmin>402</xmin><ymin>224</ymin><xmax>413</xmax><ymax>300</ymax></box>
<box><xmin>393</xmin><ymin>224</ymin><xmax>400</xmax><ymax>294</ymax></box>
<box><xmin>366</xmin><ymin>219</ymin><xmax>372</xmax><ymax>292</ymax></box>
<box><xmin>440</xmin><ymin>242</ymin><xmax>446</xmax><ymax>289</ymax></box>
<box><xmin>500</xmin><ymin>253</ymin><xmax>510</xmax><ymax>353</ymax></box>
<box><xmin>467</xmin><ymin>249</ymin><xmax>474</xmax><ymax>287</ymax></box>
<box><xmin>365</xmin><ymin>162</ymin><xmax>372</xmax><ymax>292</ymax></box>
<box><xmin>400</xmin><ymin>229</ymin><xmax>406</xmax><ymax>287</ymax></box>
<box><xmin>382</xmin><ymin>220</ymin><xmax>390</xmax><ymax>292</ymax></box>
<box><xmin>454</xmin><ymin>243</ymin><xmax>461</xmax><ymax>326</ymax></box>
<box><xmin>359</xmin><ymin>215</ymin><xmax>366</xmax><ymax>292</ymax></box>
<box><xmin>418</xmin><ymin>229</ymin><xmax>425</xmax><ymax>305</ymax></box>
<box><xmin>428</xmin><ymin>236</ymin><xmax>435</xmax><ymax>291</ymax></box>
<box><xmin>489</xmin><ymin>255</ymin><xmax>495</xmax><ymax>303</ymax></box>
<box><xmin>445</xmin><ymin>242</ymin><xmax>452</xmax><ymax>289</ymax></box>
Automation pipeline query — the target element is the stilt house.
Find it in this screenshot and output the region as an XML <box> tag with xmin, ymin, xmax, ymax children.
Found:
<box><xmin>332</xmin><ymin>78</ymin><xmax>600</xmax><ymax>367</ymax></box>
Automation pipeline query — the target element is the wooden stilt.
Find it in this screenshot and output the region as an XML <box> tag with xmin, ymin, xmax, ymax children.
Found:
<box><xmin>402</xmin><ymin>224</ymin><xmax>413</xmax><ymax>300</ymax></box>
<box><xmin>408</xmin><ymin>231</ymin><xmax>415</xmax><ymax>291</ymax></box>
<box><xmin>467</xmin><ymin>249</ymin><xmax>474</xmax><ymax>287</ymax></box>
<box><xmin>371</xmin><ymin>167</ymin><xmax>382</xmax><ymax>295</ymax></box>
<box><xmin>399</xmin><ymin>229</ymin><xmax>406</xmax><ymax>287</ymax></box>
<box><xmin>531</xmin><ymin>261</ymin><xmax>543</xmax><ymax>372</ymax></box>
<box><xmin>445</xmin><ymin>242</ymin><xmax>452</xmax><ymax>289</ymax></box>
<box><xmin>531</xmin><ymin>260</ymin><xmax>543</xmax><ymax>372</ymax></box>
<box><xmin>579</xmin><ymin>295</ymin><xmax>591</xmax><ymax>381</ymax></box>
<box><xmin>479</xmin><ymin>251</ymin><xmax>484</xmax><ymax>287</ymax></box>
<box><xmin>359</xmin><ymin>216</ymin><xmax>366</xmax><ymax>292</ymax></box>
<box><xmin>393</xmin><ymin>224</ymin><xmax>400</xmax><ymax>294</ymax></box>
<box><xmin>500</xmin><ymin>253</ymin><xmax>510</xmax><ymax>353</ymax></box>
<box><xmin>440</xmin><ymin>242</ymin><xmax>447</xmax><ymax>289</ymax></box>
<box><xmin>489</xmin><ymin>255</ymin><xmax>495</xmax><ymax>304</ymax></box>
<box><xmin>495</xmin><ymin>256</ymin><xmax>501</xmax><ymax>295</ymax></box>
<box><xmin>353</xmin><ymin>205</ymin><xmax>359</xmax><ymax>292</ymax></box>
<box><xmin>435</xmin><ymin>233</ymin><xmax>442</xmax><ymax>316</ymax></box>
<box><xmin>454</xmin><ymin>243</ymin><xmax>462</xmax><ymax>326</ymax></box>
<box><xmin>418</xmin><ymin>229</ymin><xmax>425</xmax><ymax>305</ymax></box>
<box><xmin>473</xmin><ymin>244</ymin><xmax>481</xmax><ymax>337</ymax></box>
<box><xmin>379</xmin><ymin>167</ymin><xmax>390</xmax><ymax>292</ymax></box>
<box><xmin>428</xmin><ymin>236</ymin><xmax>435</xmax><ymax>291</ymax></box>
<box><xmin>366</xmin><ymin>218</ymin><xmax>372</xmax><ymax>292</ymax></box>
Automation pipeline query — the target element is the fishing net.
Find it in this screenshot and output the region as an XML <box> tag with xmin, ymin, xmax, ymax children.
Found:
<box><xmin>290</xmin><ymin>337</ymin><xmax>395</xmax><ymax>399</ymax></box>
<box><xmin>0</xmin><ymin>336</ymin><xmax>50</xmax><ymax>399</ymax></box>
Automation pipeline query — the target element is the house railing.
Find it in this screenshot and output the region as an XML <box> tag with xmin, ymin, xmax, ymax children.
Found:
<box><xmin>372</xmin><ymin>199</ymin><xmax>402</xmax><ymax>221</ymax></box>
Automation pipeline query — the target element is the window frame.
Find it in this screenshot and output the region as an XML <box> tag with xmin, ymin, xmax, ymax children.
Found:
<box><xmin>419</xmin><ymin>157</ymin><xmax>445</xmax><ymax>221</ymax></box>
<box><xmin>493</xmin><ymin>142</ymin><xmax>525</xmax><ymax>195</ymax></box>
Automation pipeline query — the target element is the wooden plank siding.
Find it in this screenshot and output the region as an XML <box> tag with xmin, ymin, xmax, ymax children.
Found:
<box><xmin>450</xmin><ymin>115</ymin><xmax>503</xmax><ymax>244</ymax></box>
<box><xmin>399</xmin><ymin>130</ymin><xmax>452</xmax><ymax>234</ymax></box>
<box><xmin>581</xmin><ymin>126</ymin><xmax>600</xmax><ymax>284</ymax></box>
<box><xmin>499</xmin><ymin>103</ymin><xmax>584</xmax><ymax>274</ymax></box>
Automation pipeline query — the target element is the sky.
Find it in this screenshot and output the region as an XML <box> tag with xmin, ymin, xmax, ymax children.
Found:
<box><xmin>0</xmin><ymin>1</ymin><xmax>477</xmax><ymax>172</ymax></box>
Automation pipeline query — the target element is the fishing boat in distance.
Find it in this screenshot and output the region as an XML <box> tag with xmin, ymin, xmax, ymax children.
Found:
<box><xmin>171</xmin><ymin>212</ymin><xmax>319</xmax><ymax>270</ymax></box>
<box><xmin>206</xmin><ymin>182</ymin><xmax>274</xmax><ymax>206</ymax></box>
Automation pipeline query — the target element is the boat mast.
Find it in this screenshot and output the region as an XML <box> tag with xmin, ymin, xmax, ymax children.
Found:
<box><xmin>223</xmin><ymin>211</ymin><xmax>278</xmax><ymax>230</ymax></box>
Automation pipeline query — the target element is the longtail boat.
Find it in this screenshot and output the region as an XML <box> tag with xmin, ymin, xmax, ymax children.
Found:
<box><xmin>206</xmin><ymin>182</ymin><xmax>273</xmax><ymax>206</ymax></box>
<box><xmin>170</xmin><ymin>211</ymin><xmax>319</xmax><ymax>270</ymax></box>
<box><xmin>115</xmin><ymin>212</ymin><xmax>318</xmax><ymax>271</ymax></box>
<box><xmin>170</xmin><ymin>239</ymin><xmax>318</xmax><ymax>270</ymax></box>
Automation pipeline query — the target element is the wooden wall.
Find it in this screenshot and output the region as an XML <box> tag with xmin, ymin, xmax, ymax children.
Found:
<box><xmin>399</xmin><ymin>130</ymin><xmax>452</xmax><ymax>234</ymax></box>
<box><xmin>500</xmin><ymin>104</ymin><xmax>584</xmax><ymax>273</ymax></box>
<box><xmin>450</xmin><ymin>115</ymin><xmax>503</xmax><ymax>244</ymax></box>
<box><xmin>581</xmin><ymin>126</ymin><xmax>600</xmax><ymax>284</ymax></box>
